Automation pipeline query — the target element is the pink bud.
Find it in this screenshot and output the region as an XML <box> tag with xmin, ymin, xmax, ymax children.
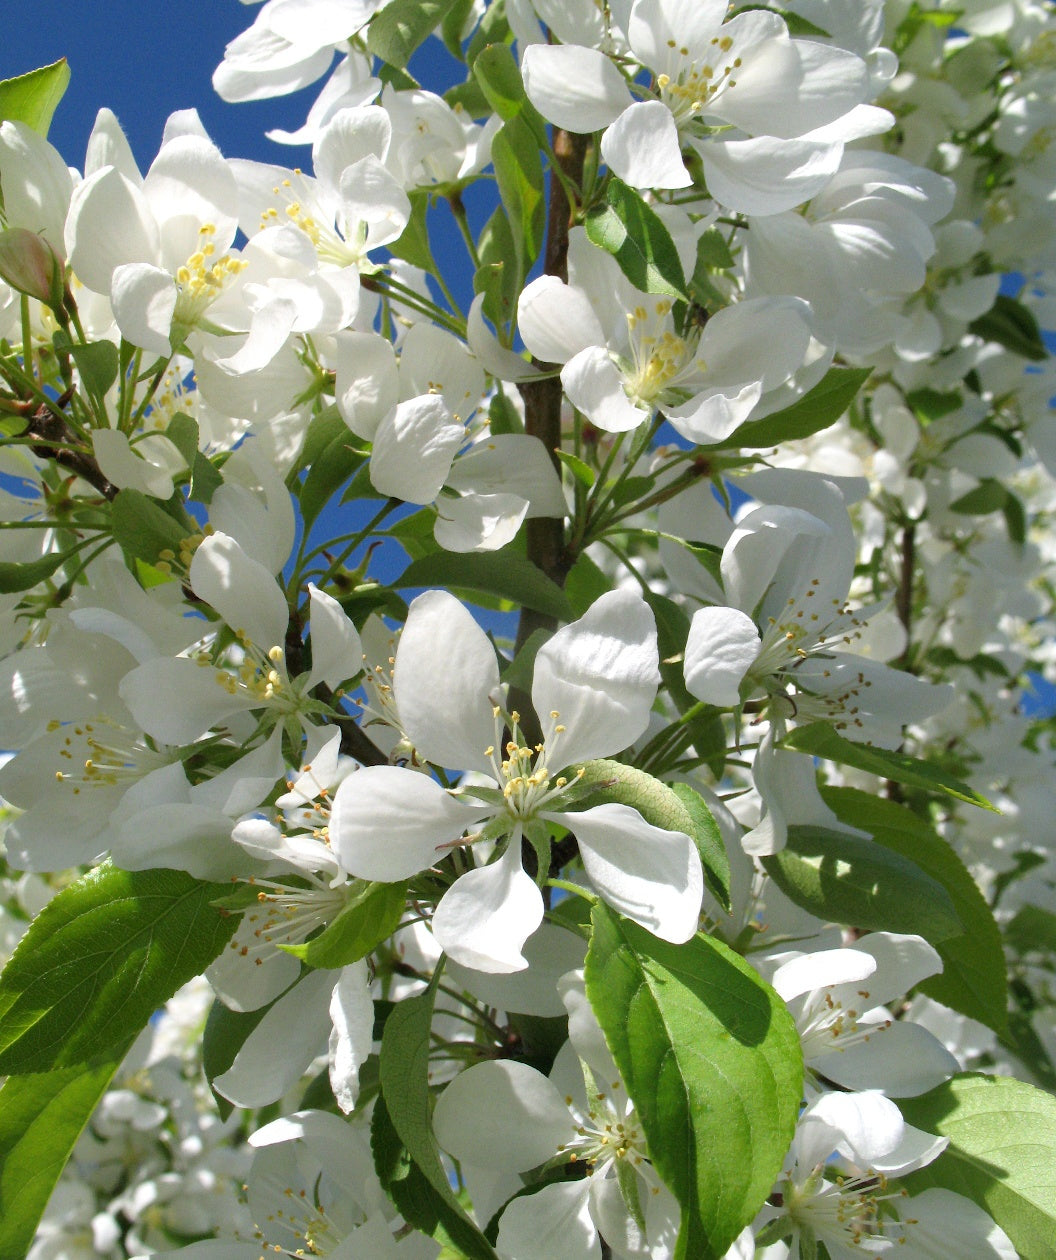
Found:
<box><xmin>0</xmin><ymin>227</ymin><xmax>65</xmax><ymax>309</ymax></box>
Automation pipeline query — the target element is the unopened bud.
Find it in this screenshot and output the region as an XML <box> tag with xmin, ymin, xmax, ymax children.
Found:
<box><xmin>0</xmin><ymin>227</ymin><xmax>65</xmax><ymax>310</ymax></box>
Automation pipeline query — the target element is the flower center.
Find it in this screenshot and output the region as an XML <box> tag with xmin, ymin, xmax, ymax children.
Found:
<box><xmin>622</xmin><ymin>300</ymin><xmax>705</xmax><ymax>408</ymax></box>
<box><xmin>173</xmin><ymin>223</ymin><xmax>246</xmax><ymax>324</ymax></box>
<box><xmin>655</xmin><ymin>36</ymin><xmax>742</xmax><ymax>126</ymax></box>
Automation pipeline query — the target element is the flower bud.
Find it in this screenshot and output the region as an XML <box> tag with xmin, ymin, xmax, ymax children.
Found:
<box><xmin>0</xmin><ymin>226</ymin><xmax>65</xmax><ymax>309</ymax></box>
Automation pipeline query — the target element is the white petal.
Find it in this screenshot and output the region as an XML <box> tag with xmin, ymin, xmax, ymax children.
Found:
<box><xmin>601</xmin><ymin>100</ymin><xmax>692</xmax><ymax>189</ymax></box>
<box><xmin>110</xmin><ymin>802</ymin><xmax>253</xmax><ymax>880</ymax></box>
<box><xmin>683</xmin><ymin>605</ymin><xmax>760</xmax><ymax>706</ymax></box>
<box><xmin>433</xmin><ymin>841</ymin><xmax>544</xmax><ymax>973</ymax></box>
<box><xmin>329</xmin><ymin>961</ymin><xmax>374</xmax><ymax>1114</ymax></box>
<box><xmin>119</xmin><ymin>657</ymin><xmax>259</xmax><ymax>745</ymax></box>
<box><xmin>329</xmin><ymin>765</ymin><xmax>487</xmax><ymax>882</ymax></box>
<box><xmin>809</xmin><ymin>1090</ymin><xmax>905</xmax><ymax>1165</ymax></box>
<box><xmin>447</xmin><ymin>923</ymin><xmax>586</xmax><ymax>1018</ymax></box>
<box><xmin>190</xmin><ymin>531</ymin><xmax>290</xmax><ymax>650</ymax></box>
<box><xmin>0</xmin><ymin>120</ymin><xmax>74</xmax><ymax>251</ymax></box>
<box><xmin>398</xmin><ymin>323</ymin><xmax>486</xmax><ymax>420</ymax></box>
<box><xmin>497</xmin><ymin>1180</ymin><xmax>599</xmax><ymax>1260</ymax></box>
<box><xmin>215</xmin><ymin>969</ymin><xmax>334</xmax><ymax>1108</ymax></box>
<box><xmin>212</xmin><ymin>296</ymin><xmax>299</xmax><ymax>374</ymax></box>
<box><xmin>467</xmin><ymin>293</ymin><xmax>540</xmax><ymax>382</ymax></box>
<box><xmin>521</xmin><ymin>45</ymin><xmax>631</xmax><ymax>133</ymax></box>
<box><xmin>772</xmin><ymin>948</ymin><xmax>876</xmax><ymax>1003</ymax></box>
<box><xmin>665</xmin><ymin>381</ymin><xmax>762</xmax><ymax>445</ymax></box>
<box><xmin>433</xmin><ymin>491</ymin><xmax>528</xmax><ymax>553</ymax></box>
<box><xmin>109</xmin><ymin>261</ymin><xmax>176</xmax><ymax>356</ymax></box>
<box><xmin>517</xmin><ymin>276</ymin><xmax>606</xmax><ymax>366</ymax></box>
<box><xmin>394</xmin><ymin>589</ymin><xmax>500</xmax><ymax>775</ymax></box>
<box><xmin>533</xmin><ymin>589</ymin><xmax>659</xmax><ymax>769</ymax></box>
<box><xmin>306</xmin><ymin>584</ymin><xmax>362</xmax><ymax>688</ymax></box>
<box><xmin>447</xmin><ymin>433</ymin><xmax>567</xmax><ymax>520</ymax></box>
<box><xmin>191</xmin><ymin>726</ymin><xmax>286</xmax><ymax>817</ymax></box>
<box><xmin>550</xmin><ymin>802</ymin><xmax>703</xmax><ymax>943</ymax></box>
<box><xmin>338</xmin><ymin>154</ymin><xmax>411</xmax><ymax>251</ymax></box>
<box><xmin>562</xmin><ymin>346</ymin><xmax>650</xmax><ymax>433</ymax></box>
<box><xmin>899</xmin><ymin>1188</ymin><xmax>1017</xmax><ymax>1258</ymax></box>
<box><xmin>717</xmin><ymin>29</ymin><xmax>869</xmax><ymax>139</ymax></box>
<box><xmin>65</xmin><ymin>166</ymin><xmax>161</xmax><ymax>293</ymax></box>
<box><xmin>91</xmin><ymin>428</ymin><xmax>176</xmax><ymax>501</ymax></box>
<box><xmin>700</xmin><ymin>134</ymin><xmax>844</xmax><ymax>216</ymax></box>
<box><xmin>813</xmin><ymin>1021</ymin><xmax>959</xmax><ymax>1097</ymax></box>
<box><xmin>369</xmin><ymin>396</ymin><xmax>464</xmax><ymax>505</ymax></box>
<box><xmin>207</xmin><ymin>916</ymin><xmax>301</xmax><ymax>1012</ymax></box>
<box><xmin>334</xmin><ymin>330</ymin><xmax>399</xmax><ymax>439</ymax></box>
<box><xmin>433</xmin><ymin>1059</ymin><xmax>575</xmax><ymax>1173</ymax></box>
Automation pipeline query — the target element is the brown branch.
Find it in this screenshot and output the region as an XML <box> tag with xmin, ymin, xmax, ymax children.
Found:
<box><xmin>514</xmin><ymin>128</ymin><xmax>589</xmax><ymax>659</ymax></box>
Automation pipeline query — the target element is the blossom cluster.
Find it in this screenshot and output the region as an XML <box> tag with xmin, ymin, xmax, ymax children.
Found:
<box><xmin>0</xmin><ymin>1</ymin><xmax>1055</xmax><ymax>1258</ymax></box>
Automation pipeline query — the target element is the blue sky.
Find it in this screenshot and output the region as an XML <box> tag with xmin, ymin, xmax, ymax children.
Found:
<box><xmin>4</xmin><ymin>1</ymin><xmax>309</xmax><ymax>169</ymax></box>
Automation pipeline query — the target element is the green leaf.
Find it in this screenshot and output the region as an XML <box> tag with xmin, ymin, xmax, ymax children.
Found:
<box><xmin>386</xmin><ymin>190</ymin><xmax>436</xmax><ymax>273</ymax></box>
<box><xmin>780</xmin><ymin>722</ymin><xmax>998</xmax><ymax>811</ymax></box>
<box><xmin>969</xmin><ymin>294</ymin><xmax>1048</xmax><ymax>361</ymax></box>
<box><xmin>0</xmin><ymin>1041</ymin><xmax>132</xmax><ymax>1258</ymax></box>
<box><xmin>585</xmin><ymin>178</ymin><xmax>687</xmax><ymax>300</ymax></box>
<box><xmin>440</xmin><ymin>0</ymin><xmax>477</xmax><ymax>58</ymax></box>
<box><xmin>374</xmin><ymin>982</ymin><xmax>499</xmax><ymax>1259</ymax></box>
<box><xmin>0</xmin><ymin>550</ymin><xmax>69</xmax><ymax>594</ymax></box>
<box><xmin>762</xmin><ymin>825</ymin><xmax>963</xmax><ymax>943</ymax></box>
<box><xmin>693</xmin><ymin>226</ymin><xmax>735</xmax><ymax>271</ymax></box>
<box><xmin>901</xmin><ymin>1074</ymin><xmax>1056</xmax><ymax>1260</ymax></box>
<box><xmin>190</xmin><ymin>450</ymin><xmax>224</xmax><ymax>504</ymax></box>
<box><xmin>823</xmin><ymin>787</ymin><xmax>1008</xmax><ymax>1035</ymax></box>
<box><xmin>473</xmin><ymin>42</ymin><xmax>545</xmax><ymax>137</ymax></box>
<box><xmin>564</xmin><ymin>551</ymin><xmax>614</xmax><ymax>616</ymax></box>
<box><xmin>0</xmin><ymin>864</ymin><xmax>239</xmax><ymax>1074</ymax></box>
<box><xmin>491</xmin><ymin>115</ymin><xmax>545</xmax><ymax>276</ymax></box>
<box><xmin>586</xmin><ymin>906</ymin><xmax>803</xmax><ymax>1258</ymax></box>
<box><xmin>1006</xmin><ymin>903</ymin><xmax>1056</xmax><ymax>957</ymax></box>
<box><xmin>906</xmin><ymin>387</ymin><xmax>962</xmax><ymax>423</ymax></box>
<box><xmin>949</xmin><ymin>478</ymin><xmax>1010</xmax><ymax>515</ymax></box>
<box><xmin>397</xmin><ymin>548</ymin><xmax>572</xmax><ymax>620</ymax></box>
<box><xmin>670</xmin><ymin>782</ymin><xmax>731</xmax><ymax>912</ymax></box>
<box><xmin>475</xmin><ymin>204</ymin><xmax>520</xmax><ymax>329</ymax></box>
<box><xmin>571</xmin><ymin>760</ymin><xmax>730</xmax><ymax>911</ymax></box>
<box><xmin>298</xmin><ymin>428</ymin><xmax>367</xmax><ymax>532</ymax></box>
<box><xmin>110</xmin><ymin>487</ymin><xmax>193</xmax><ymax>565</ymax></box>
<box><xmin>68</xmin><ymin>340</ymin><xmax>119</xmax><ymax>398</ymax></box>
<box><xmin>715</xmin><ymin>367</ymin><xmax>872</xmax><ymax>449</ymax></box>
<box><xmin>0</xmin><ymin>58</ymin><xmax>70</xmax><ymax>136</ymax></box>
<box><xmin>164</xmin><ymin>412</ymin><xmax>200</xmax><ymax>466</ymax></box>
<box><xmin>202</xmin><ymin>997</ymin><xmax>271</xmax><ymax>1123</ymax></box>
<box><xmin>367</xmin><ymin>0</ymin><xmax>459</xmax><ymax>68</ymax></box>
<box><xmin>555</xmin><ymin>448</ymin><xmax>596</xmax><ymax>489</ymax></box>
<box><xmin>282</xmin><ymin>882</ymin><xmax>407</xmax><ymax>969</ymax></box>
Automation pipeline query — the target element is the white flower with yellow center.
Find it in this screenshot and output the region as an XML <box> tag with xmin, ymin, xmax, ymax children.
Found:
<box><xmin>518</xmin><ymin>230</ymin><xmax>815</xmax><ymax>443</ymax></box>
<box><xmin>328</xmin><ymin>588</ymin><xmax>703</xmax><ymax>973</ymax></box>
<box><xmin>521</xmin><ymin>0</ymin><xmax>879</xmax><ymax>213</ymax></box>
<box><xmin>432</xmin><ymin>970</ymin><xmax>678</xmax><ymax>1260</ymax></box>
<box><xmin>64</xmin><ymin>123</ymin><xmax>246</xmax><ymax>357</ymax></box>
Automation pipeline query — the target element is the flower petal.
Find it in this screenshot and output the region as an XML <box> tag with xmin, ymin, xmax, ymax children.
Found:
<box><xmin>533</xmin><ymin>589</ymin><xmax>660</xmax><ymax>769</ymax></box>
<box><xmin>329</xmin><ymin>960</ymin><xmax>374</xmax><ymax>1114</ymax></box>
<box><xmin>306</xmin><ymin>583</ymin><xmax>362</xmax><ymax>688</ymax></box>
<box><xmin>683</xmin><ymin>606</ymin><xmax>760</xmax><ymax>707</ymax></box>
<box><xmin>600</xmin><ymin>100</ymin><xmax>692</xmax><ymax>190</ymax></box>
<box><xmin>394</xmin><ymin>589</ymin><xmax>500</xmax><ymax>775</ymax></box>
<box><xmin>433</xmin><ymin>1059</ymin><xmax>575</xmax><ymax>1173</ymax></box>
<box><xmin>521</xmin><ymin>45</ymin><xmax>631</xmax><ymax>133</ymax></box>
<box><xmin>329</xmin><ymin>764</ymin><xmax>487</xmax><ymax>882</ymax></box>
<box><xmin>550</xmin><ymin>802</ymin><xmax>703</xmax><ymax>943</ymax></box>
<box><xmin>433</xmin><ymin>840</ymin><xmax>544</xmax><ymax>973</ymax></box>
